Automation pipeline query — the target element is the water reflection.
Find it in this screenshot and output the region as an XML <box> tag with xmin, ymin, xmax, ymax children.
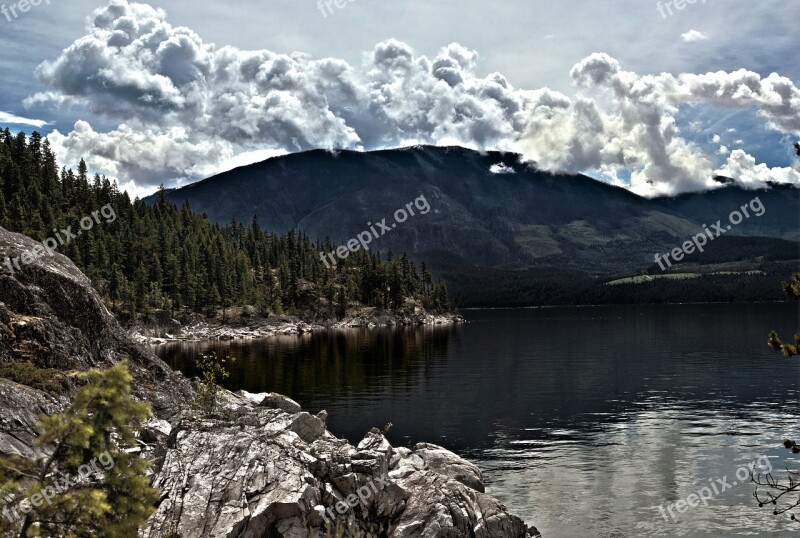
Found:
<box><xmin>480</xmin><ymin>399</ymin><xmax>800</xmax><ymax>537</ymax></box>
<box><xmin>156</xmin><ymin>303</ymin><xmax>800</xmax><ymax>537</ymax></box>
<box><xmin>158</xmin><ymin>324</ymin><xmax>460</xmax><ymax>439</ymax></box>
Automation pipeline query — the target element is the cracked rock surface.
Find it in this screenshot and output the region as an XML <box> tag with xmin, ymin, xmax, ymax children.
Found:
<box><xmin>142</xmin><ymin>392</ymin><xmax>539</xmax><ymax>537</ymax></box>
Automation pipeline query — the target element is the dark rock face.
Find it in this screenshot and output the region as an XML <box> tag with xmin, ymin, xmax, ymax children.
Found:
<box><xmin>0</xmin><ymin>226</ymin><xmax>540</xmax><ymax>537</ymax></box>
<box><xmin>0</xmin><ymin>227</ymin><xmax>193</xmax><ymax>420</ymax></box>
<box><xmin>0</xmin><ymin>379</ymin><xmax>62</xmax><ymax>460</ymax></box>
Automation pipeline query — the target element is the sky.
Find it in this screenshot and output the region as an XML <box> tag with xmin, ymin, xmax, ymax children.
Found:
<box><xmin>0</xmin><ymin>0</ymin><xmax>798</xmax><ymax>199</ymax></box>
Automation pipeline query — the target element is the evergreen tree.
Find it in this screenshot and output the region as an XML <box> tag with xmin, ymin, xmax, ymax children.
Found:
<box><xmin>0</xmin><ymin>361</ymin><xmax>157</xmax><ymax>537</ymax></box>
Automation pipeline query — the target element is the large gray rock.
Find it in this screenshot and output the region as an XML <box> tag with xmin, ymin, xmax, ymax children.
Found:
<box><xmin>0</xmin><ymin>378</ymin><xmax>63</xmax><ymax>460</ymax></box>
<box><xmin>142</xmin><ymin>396</ymin><xmax>539</xmax><ymax>537</ymax></box>
<box><xmin>236</xmin><ymin>390</ymin><xmax>303</xmax><ymax>414</ymax></box>
<box><xmin>412</xmin><ymin>442</ymin><xmax>486</xmax><ymax>493</ymax></box>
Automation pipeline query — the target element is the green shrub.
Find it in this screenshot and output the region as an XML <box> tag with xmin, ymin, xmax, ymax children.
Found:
<box><xmin>0</xmin><ymin>360</ymin><xmax>157</xmax><ymax>537</ymax></box>
<box><xmin>0</xmin><ymin>361</ymin><xmax>71</xmax><ymax>395</ymax></box>
<box><xmin>193</xmin><ymin>352</ymin><xmax>235</xmax><ymax>413</ymax></box>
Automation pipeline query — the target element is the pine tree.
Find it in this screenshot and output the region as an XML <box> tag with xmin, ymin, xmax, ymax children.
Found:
<box><xmin>108</xmin><ymin>264</ymin><xmax>124</xmax><ymax>309</ymax></box>
<box><xmin>0</xmin><ymin>361</ymin><xmax>157</xmax><ymax>537</ymax></box>
<box><xmin>0</xmin><ymin>189</ymin><xmax>6</xmax><ymax>226</ymax></box>
<box><xmin>134</xmin><ymin>263</ymin><xmax>149</xmax><ymax>313</ymax></box>
<box><xmin>336</xmin><ymin>287</ymin><xmax>348</xmax><ymax>320</ymax></box>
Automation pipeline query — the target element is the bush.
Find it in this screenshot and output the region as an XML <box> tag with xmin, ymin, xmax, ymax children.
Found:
<box><xmin>0</xmin><ymin>361</ymin><xmax>71</xmax><ymax>395</ymax></box>
<box><xmin>194</xmin><ymin>352</ymin><xmax>235</xmax><ymax>413</ymax></box>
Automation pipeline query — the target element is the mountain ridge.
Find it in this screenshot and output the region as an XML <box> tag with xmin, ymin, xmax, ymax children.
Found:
<box><xmin>145</xmin><ymin>145</ymin><xmax>800</xmax><ymax>305</ymax></box>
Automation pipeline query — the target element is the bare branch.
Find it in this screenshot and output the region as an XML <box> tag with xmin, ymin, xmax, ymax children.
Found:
<box><xmin>753</xmin><ymin>467</ymin><xmax>800</xmax><ymax>523</ymax></box>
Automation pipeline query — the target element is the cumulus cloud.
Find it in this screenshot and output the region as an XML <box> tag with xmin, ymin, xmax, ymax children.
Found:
<box><xmin>681</xmin><ymin>30</ymin><xmax>710</xmax><ymax>42</ymax></box>
<box><xmin>490</xmin><ymin>163</ymin><xmax>516</xmax><ymax>174</ymax></box>
<box><xmin>675</xmin><ymin>70</ymin><xmax>800</xmax><ymax>135</ymax></box>
<box><xmin>519</xmin><ymin>53</ymin><xmax>716</xmax><ymax>196</ymax></box>
<box><xmin>27</xmin><ymin>0</ymin><xmax>800</xmax><ymax>196</ymax></box>
<box><xmin>715</xmin><ymin>149</ymin><xmax>800</xmax><ymax>189</ymax></box>
<box><xmin>28</xmin><ymin>1</ymin><xmax>530</xmax><ymax>187</ymax></box>
<box><xmin>47</xmin><ymin>120</ymin><xmax>233</xmax><ymax>185</ymax></box>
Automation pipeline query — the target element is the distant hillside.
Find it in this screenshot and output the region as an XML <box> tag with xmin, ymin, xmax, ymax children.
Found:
<box><xmin>653</xmin><ymin>182</ymin><xmax>800</xmax><ymax>242</ymax></box>
<box><xmin>144</xmin><ymin>145</ymin><xmax>800</xmax><ymax>305</ymax></box>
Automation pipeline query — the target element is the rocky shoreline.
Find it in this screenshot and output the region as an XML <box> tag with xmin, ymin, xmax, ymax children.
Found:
<box><xmin>0</xmin><ymin>226</ymin><xmax>535</xmax><ymax>537</ymax></box>
<box><xmin>130</xmin><ymin>311</ymin><xmax>465</xmax><ymax>346</ymax></box>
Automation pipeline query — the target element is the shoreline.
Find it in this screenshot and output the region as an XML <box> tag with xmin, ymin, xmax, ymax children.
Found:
<box><xmin>129</xmin><ymin>300</ymin><xmax>792</xmax><ymax>345</ymax></box>
<box><xmin>130</xmin><ymin>312</ymin><xmax>464</xmax><ymax>346</ymax></box>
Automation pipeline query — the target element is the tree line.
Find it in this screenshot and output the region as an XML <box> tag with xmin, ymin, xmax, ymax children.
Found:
<box><xmin>0</xmin><ymin>128</ymin><xmax>452</xmax><ymax>319</ymax></box>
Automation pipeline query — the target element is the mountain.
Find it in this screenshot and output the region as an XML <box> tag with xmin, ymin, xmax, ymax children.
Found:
<box><xmin>145</xmin><ymin>145</ymin><xmax>800</xmax><ymax>305</ymax></box>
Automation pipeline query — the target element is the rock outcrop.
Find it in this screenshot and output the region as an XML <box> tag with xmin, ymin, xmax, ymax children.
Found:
<box><xmin>0</xmin><ymin>227</ymin><xmax>539</xmax><ymax>537</ymax></box>
<box><xmin>142</xmin><ymin>390</ymin><xmax>537</xmax><ymax>537</ymax></box>
<box><xmin>0</xmin><ymin>227</ymin><xmax>193</xmax><ymax>419</ymax></box>
<box><xmin>0</xmin><ymin>378</ymin><xmax>61</xmax><ymax>460</ymax></box>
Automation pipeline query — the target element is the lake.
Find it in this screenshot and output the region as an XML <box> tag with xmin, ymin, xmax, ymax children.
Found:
<box><xmin>155</xmin><ymin>303</ymin><xmax>800</xmax><ymax>537</ymax></box>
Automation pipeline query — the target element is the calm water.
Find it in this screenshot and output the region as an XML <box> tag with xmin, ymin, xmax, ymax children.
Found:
<box><xmin>156</xmin><ymin>303</ymin><xmax>800</xmax><ymax>538</ymax></box>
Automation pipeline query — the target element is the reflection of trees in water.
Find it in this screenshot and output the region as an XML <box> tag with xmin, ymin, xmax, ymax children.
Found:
<box><xmin>157</xmin><ymin>324</ymin><xmax>459</xmax><ymax>403</ymax></box>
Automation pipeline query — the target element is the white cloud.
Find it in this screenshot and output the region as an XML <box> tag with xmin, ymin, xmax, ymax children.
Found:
<box><xmin>0</xmin><ymin>111</ymin><xmax>50</xmax><ymax>128</ymax></box>
<box><xmin>24</xmin><ymin>1</ymin><xmax>534</xmax><ymax>188</ymax></box>
<box><xmin>26</xmin><ymin>1</ymin><xmax>800</xmax><ymax>197</ymax></box>
<box><xmin>681</xmin><ymin>30</ymin><xmax>710</xmax><ymax>43</ymax></box>
<box><xmin>715</xmin><ymin>149</ymin><xmax>800</xmax><ymax>189</ymax></box>
<box><xmin>215</xmin><ymin>148</ymin><xmax>289</xmax><ymax>174</ymax></box>
<box><xmin>688</xmin><ymin>121</ymin><xmax>703</xmax><ymax>132</ymax></box>
<box><xmin>518</xmin><ymin>52</ymin><xmax>800</xmax><ymax>196</ymax></box>
<box><xmin>489</xmin><ymin>163</ymin><xmax>516</xmax><ymax>174</ymax></box>
<box><xmin>47</xmin><ymin>120</ymin><xmax>234</xmax><ymax>184</ymax></box>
